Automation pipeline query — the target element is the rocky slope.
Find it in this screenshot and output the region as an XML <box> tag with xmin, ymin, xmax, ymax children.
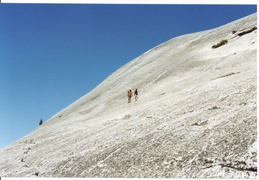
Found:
<box><xmin>0</xmin><ymin>13</ymin><xmax>257</xmax><ymax>178</ymax></box>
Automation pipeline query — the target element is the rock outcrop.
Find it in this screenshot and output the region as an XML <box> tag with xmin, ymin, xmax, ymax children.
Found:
<box><xmin>0</xmin><ymin>13</ymin><xmax>257</xmax><ymax>178</ymax></box>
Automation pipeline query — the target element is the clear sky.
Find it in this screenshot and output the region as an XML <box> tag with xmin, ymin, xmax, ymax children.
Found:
<box><xmin>0</xmin><ymin>3</ymin><xmax>257</xmax><ymax>148</ymax></box>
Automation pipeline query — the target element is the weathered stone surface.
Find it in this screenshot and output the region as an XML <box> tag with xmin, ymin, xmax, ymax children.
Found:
<box><xmin>0</xmin><ymin>13</ymin><xmax>257</xmax><ymax>178</ymax></box>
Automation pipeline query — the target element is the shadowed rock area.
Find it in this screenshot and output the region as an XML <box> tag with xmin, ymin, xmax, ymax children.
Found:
<box><xmin>0</xmin><ymin>13</ymin><xmax>257</xmax><ymax>178</ymax></box>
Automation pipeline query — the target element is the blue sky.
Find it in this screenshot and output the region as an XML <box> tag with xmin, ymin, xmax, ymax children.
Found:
<box><xmin>0</xmin><ymin>3</ymin><xmax>256</xmax><ymax>148</ymax></box>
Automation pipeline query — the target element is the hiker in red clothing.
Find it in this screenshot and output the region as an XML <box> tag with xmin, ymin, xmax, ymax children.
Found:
<box><xmin>134</xmin><ymin>88</ymin><xmax>138</xmax><ymax>101</ymax></box>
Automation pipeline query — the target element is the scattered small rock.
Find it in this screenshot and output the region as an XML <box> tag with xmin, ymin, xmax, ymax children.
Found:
<box><xmin>191</xmin><ymin>120</ymin><xmax>208</xmax><ymax>126</ymax></box>
<box><xmin>152</xmin><ymin>143</ymin><xmax>160</xmax><ymax>148</ymax></box>
<box><xmin>123</xmin><ymin>114</ymin><xmax>131</xmax><ymax>119</ymax></box>
<box><xmin>191</xmin><ymin>122</ymin><xmax>198</xmax><ymax>126</ymax></box>
<box><xmin>23</xmin><ymin>151</ymin><xmax>29</xmax><ymax>154</ymax></box>
<box><xmin>239</xmin><ymin>102</ymin><xmax>247</xmax><ymax>106</ymax></box>
<box><xmin>208</xmin><ymin>106</ymin><xmax>220</xmax><ymax>110</ymax></box>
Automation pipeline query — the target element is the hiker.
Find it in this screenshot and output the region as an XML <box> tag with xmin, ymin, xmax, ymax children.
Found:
<box><xmin>127</xmin><ymin>89</ymin><xmax>132</xmax><ymax>103</ymax></box>
<box><xmin>134</xmin><ymin>88</ymin><xmax>138</xmax><ymax>101</ymax></box>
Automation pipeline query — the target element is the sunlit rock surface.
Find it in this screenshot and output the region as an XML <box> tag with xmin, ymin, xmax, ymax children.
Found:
<box><xmin>0</xmin><ymin>13</ymin><xmax>257</xmax><ymax>178</ymax></box>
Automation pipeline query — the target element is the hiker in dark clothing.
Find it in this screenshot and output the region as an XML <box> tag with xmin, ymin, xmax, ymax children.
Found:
<box><xmin>134</xmin><ymin>88</ymin><xmax>138</xmax><ymax>101</ymax></box>
<box><xmin>127</xmin><ymin>89</ymin><xmax>132</xmax><ymax>103</ymax></box>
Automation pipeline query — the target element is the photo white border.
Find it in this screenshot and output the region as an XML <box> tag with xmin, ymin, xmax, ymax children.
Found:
<box><xmin>1</xmin><ymin>0</ymin><xmax>258</xmax><ymax>4</ymax></box>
